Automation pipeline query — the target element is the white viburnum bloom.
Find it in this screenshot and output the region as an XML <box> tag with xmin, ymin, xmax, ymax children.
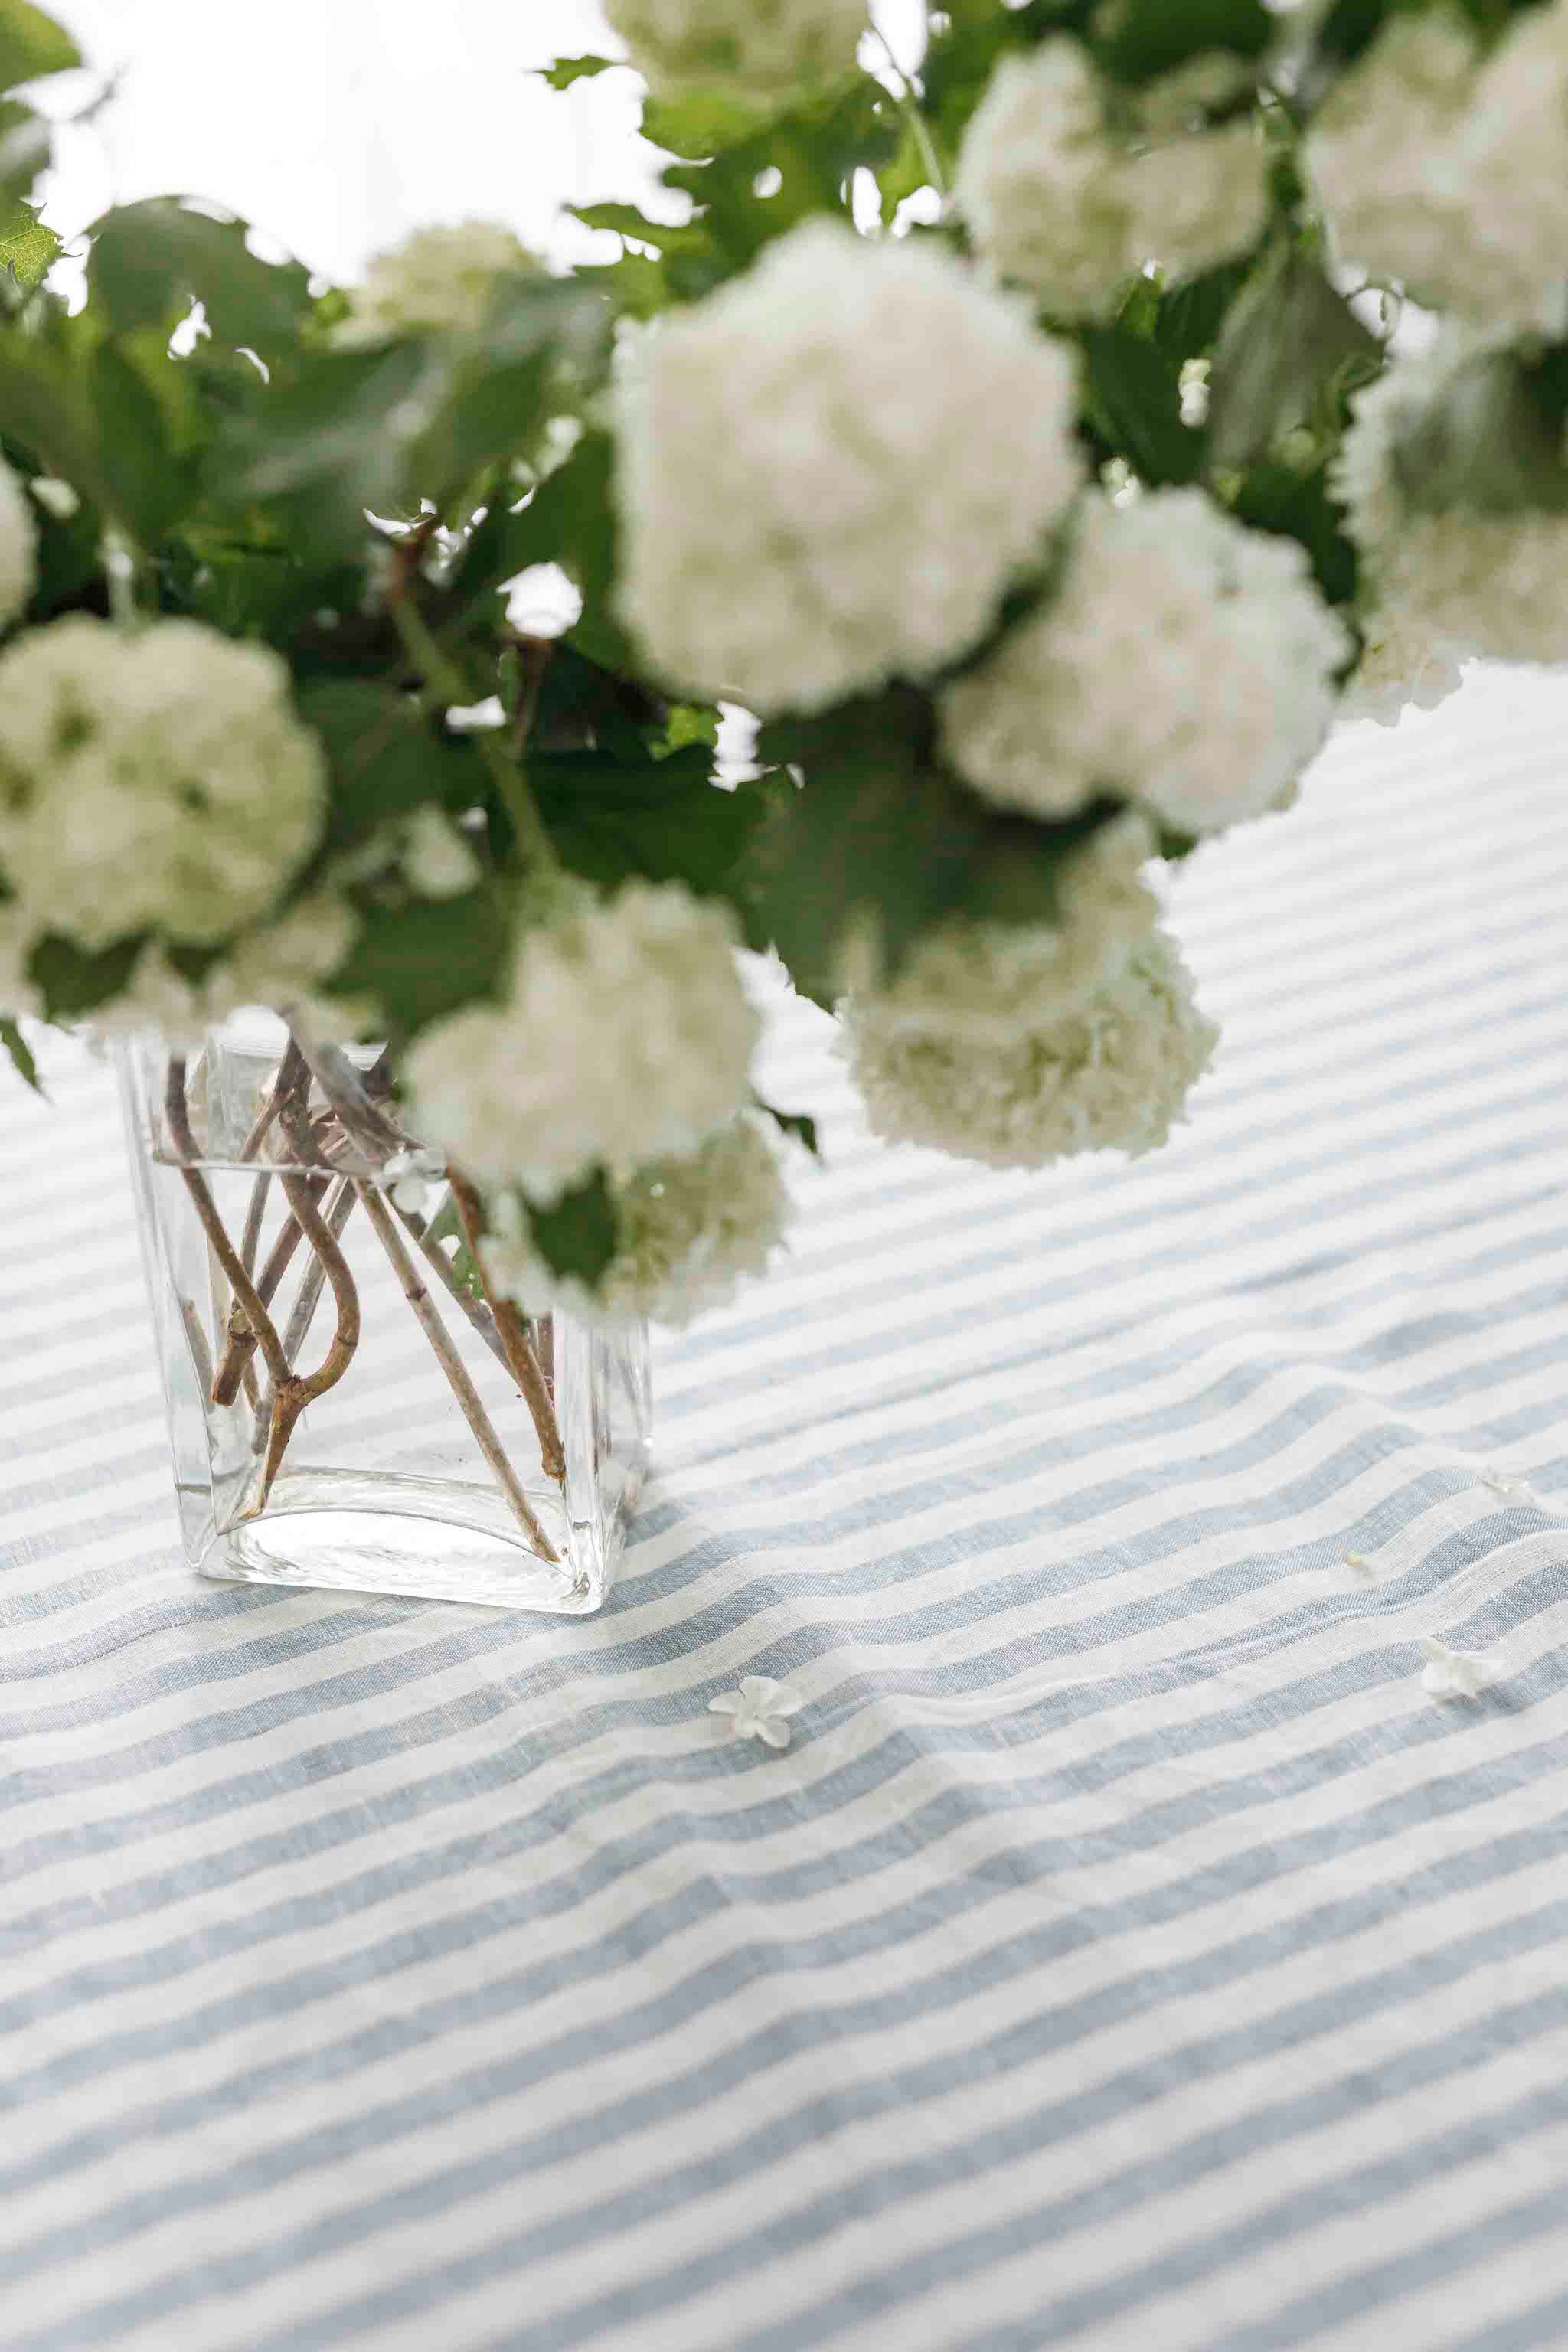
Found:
<box><xmin>1307</xmin><ymin>2</ymin><xmax>1568</xmax><ymax>337</ymax></box>
<box><xmin>403</xmin><ymin>880</ymin><xmax>760</xmax><ymax>1207</ymax></box>
<box><xmin>603</xmin><ymin>0</ymin><xmax>866</xmax><ymax>97</ymax></box>
<box><xmin>860</xmin><ymin>812</ymin><xmax>1162</xmax><ymax>1046</ymax></box>
<box><xmin>845</xmin><ymin>925</ymin><xmax>1219</xmax><ymax>1170</ymax></box>
<box><xmin>0</xmin><ymin>616</ymin><xmax>327</xmax><ymax>956</ymax></box>
<box><xmin>1333</xmin><ymin>342</ymin><xmax>1568</xmax><ymax>667</ymax></box>
<box><xmin>334</xmin><ymin>220</ymin><xmax>547</xmax><ymax>347</ymax></box>
<box><xmin>613</xmin><ymin>219</ymin><xmax>1083</xmax><ymax>714</ymax></box>
<box><xmin>940</xmin><ymin>489</ymin><xmax>1349</xmax><ymax>835</ymax></box>
<box><xmin>82</xmin><ymin>892</ymin><xmax>365</xmax><ymax>1048</ymax></box>
<box><xmin>954</xmin><ymin>39</ymin><xmax>1269</xmax><ymax>322</ymax></box>
<box><xmin>1337</xmin><ymin>612</ymin><xmax>1464</xmax><ymax>729</ymax></box>
<box><xmin>0</xmin><ymin>456</ymin><xmax>37</xmax><ymax>632</ymax></box>
<box><xmin>482</xmin><ymin>1112</ymin><xmax>792</xmax><ymax>1330</ymax></box>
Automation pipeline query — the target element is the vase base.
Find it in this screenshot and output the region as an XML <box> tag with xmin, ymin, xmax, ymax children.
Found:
<box><xmin>196</xmin><ymin>1466</ymin><xmax>607</xmax><ymax>1612</ymax></box>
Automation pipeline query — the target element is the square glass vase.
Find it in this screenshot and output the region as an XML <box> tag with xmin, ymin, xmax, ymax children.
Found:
<box><xmin>118</xmin><ymin>1014</ymin><xmax>651</xmax><ymax>1613</ymax></box>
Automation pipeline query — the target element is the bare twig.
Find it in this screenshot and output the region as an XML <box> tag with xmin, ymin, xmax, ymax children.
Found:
<box><xmin>357</xmin><ymin>1183</ymin><xmax>561</xmax><ymax>1564</ymax></box>
<box><xmin>449</xmin><ymin>1170</ymin><xmax>566</xmax><ymax>1483</ymax></box>
<box><xmin>251</xmin><ymin>1175</ymin><xmax>358</xmax><ymax>1447</ymax></box>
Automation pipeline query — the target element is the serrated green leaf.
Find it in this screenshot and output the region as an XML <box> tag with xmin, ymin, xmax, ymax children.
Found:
<box><xmin>27</xmin><ymin>932</ymin><xmax>142</xmax><ymax>1019</ymax></box>
<box><xmin>1</xmin><ymin>1010</ymin><xmax>41</xmax><ymax>1091</ymax></box>
<box><xmin>0</xmin><ymin>191</ymin><xmax>57</xmax><ymax>286</ymax></box>
<box><xmin>1080</xmin><ymin>323</ymin><xmax>1206</xmax><ymax>485</ymax></box>
<box><xmin>411</xmin><ymin>275</ymin><xmax>609</xmax><ymax>502</ymax></box>
<box><xmin>293</xmin><ymin>675</ymin><xmax>487</xmax><ymax>850</ymax></box>
<box><xmin>1207</xmin><ymin>247</ymin><xmax>1382</xmax><ymax>470</ymax></box>
<box><xmin>439</xmin><ymin>428</ymin><xmax>629</xmax><ymax>662</ymax></box>
<box><xmin>0</xmin><ymin>0</ymin><xmax>77</xmax><ymax>94</ymax></box>
<box><xmin>542</xmin><ymin>51</ymin><xmax>620</xmax><ymax>90</ymax></box>
<box><xmin>207</xmin><ymin>338</ymin><xmax>436</xmax><ymax>558</ymax></box>
<box><xmin>325</xmin><ymin>890</ymin><xmax>509</xmax><ymax>1042</ymax></box>
<box><xmin>753</xmin><ymin>1095</ymin><xmax>818</xmax><ymax>1157</ymax></box>
<box><xmin>749</xmin><ymin>690</ymin><xmax>1106</xmax><ymax>1003</ymax></box>
<box><xmin>1094</xmin><ymin>0</ymin><xmax>1272</xmax><ymax>84</ymax></box>
<box><xmin>88</xmin><ymin>336</ymin><xmax>200</xmax><ymax>543</ymax></box>
<box><xmin>87</xmin><ymin>199</ymin><xmax>312</xmax><ymax>353</ymax></box>
<box><xmin>525</xmin><ymin>1169</ymin><xmax>618</xmax><ymax>1289</ymax></box>
<box><xmin>531</xmin><ymin>743</ymin><xmax>771</xmax><ymax>900</ymax></box>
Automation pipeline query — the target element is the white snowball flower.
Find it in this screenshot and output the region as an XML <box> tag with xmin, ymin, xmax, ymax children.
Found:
<box><xmin>81</xmin><ymin>892</ymin><xmax>364</xmax><ymax>1048</ymax></box>
<box><xmin>845</xmin><ymin>925</ymin><xmax>1218</xmax><ymax>1170</ymax></box>
<box><xmin>861</xmin><ymin>812</ymin><xmax>1162</xmax><ymax>1045</ymax></box>
<box><xmin>940</xmin><ymin>489</ymin><xmax>1348</xmax><ymax>835</ymax></box>
<box><xmin>403</xmin><ymin>880</ymin><xmax>760</xmax><ymax>1206</ymax></box>
<box><xmin>613</xmin><ymin>219</ymin><xmax>1083</xmax><ymax>714</ymax></box>
<box><xmin>0</xmin><ymin>456</ymin><xmax>37</xmax><ymax>631</ymax></box>
<box><xmin>605</xmin><ymin>0</ymin><xmax>866</xmax><ymax>96</ymax></box>
<box><xmin>398</xmin><ymin>806</ymin><xmax>481</xmax><ymax>900</ymax></box>
<box><xmin>955</xmin><ymin>38</ymin><xmax>1269</xmax><ymax>322</ymax></box>
<box><xmin>483</xmin><ymin>1112</ymin><xmax>792</xmax><ymax>1329</ymax></box>
<box><xmin>335</xmin><ymin>220</ymin><xmax>547</xmax><ymax>347</ymax></box>
<box><xmin>0</xmin><ymin>616</ymin><xmax>327</xmax><ymax>956</ymax></box>
<box><xmin>1334</xmin><ymin>341</ymin><xmax>1568</xmax><ymax>667</ymax></box>
<box><xmin>1306</xmin><ymin>2</ymin><xmax>1568</xmax><ymax>338</ymax></box>
<box><xmin>1337</xmin><ymin>612</ymin><xmax>1464</xmax><ymax>730</ymax></box>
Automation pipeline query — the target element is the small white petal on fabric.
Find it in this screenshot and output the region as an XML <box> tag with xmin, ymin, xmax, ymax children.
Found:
<box><xmin>404</xmin><ymin>880</ymin><xmax>760</xmax><ymax>1208</ymax></box>
<box><xmin>1345</xmin><ymin>1553</ymin><xmax>1376</xmax><ymax>1581</ymax></box>
<box><xmin>1479</xmin><ymin>1466</ymin><xmax>1537</xmax><ymax>1502</ymax></box>
<box><xmin>334</xmin><ymin>220</ymin><xmax>547</xmax><ymax>346</ymax></box>
<box><xmin>0</xmin><ymin>456</ymin><xmax>37</xmax><ymax>631</ymax></box>
<box><xmin>709</xmin><ymin>1673</ymin><xmax>807</xmax><ymax>1748</ymax></box>
<box><xmin>0</xmin><ymin>616</ymin><xmax>327</xmax><ymax>962</ymax></box>
<box><xmin>1419</xmin><ymin>1636</ymin><xmax>1493</xmax><ymax>1700</ymax></box>
<box><xmin>846</xmin><ymin>924</ymin><xmax>1218</xmax><ymax>1171</ymax></box>
<box><xmin>613</xmin><ymin>217</ymin><xmax>1083</xmax><ymax>714</ymax></box>
<box><xmin>940</xmin><ymin>488</ymin><xmax>1349</xmax><ymax>835</ymax></box>
<box><xmin>955</xmin><ymin>38</ymin><xmax>1269</xmax><ymax>322</ymax></box>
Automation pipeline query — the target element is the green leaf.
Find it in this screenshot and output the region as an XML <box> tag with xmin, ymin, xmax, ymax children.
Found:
<box><xmin>325</xmin><ymin>890</ymin><xmax>509</xmax><ymax>1042</ymax></box>
<box><xmin>542</xmin><ymin>51</ymin><xmax>620</xmax><ymax>90</ymax></box>
<box><xmin>1094</xmin><ymin>0</ymin><xmax>1272</xmax><ymax>84</ymax></box>
<box><xmin>293</xmin><ymin>676</ymin><xmax>486</xmax><ymax>850</ymax></box>
<box><xmin>0</xmin><ymin>322</ymin><xmax>120</xmax><ymax>531</ymax></box>
<box><xmin>87</xmin><ymin>199</ymin><xmax>312</xmax><ymax>353</ymax></box>
<box><xmin>753</xmin><ymin>1094</ymin><xmax>818</xmax><ymax>1157</ymax></box>
<box><xmin>1227</xmin><ymin>455</ymin><xmax>1360</xmax><ymax>606</ymax></box>
<box><xmin>1207</xmin><ymin>247</ymin><xmax>1383</xmax><ymax>470</ymax></box>
<box><xmin>27</xmin><ymin>932</ymin><xmax>142</xmax><ymax>1020</ymax></box>
<box><xmin>1149</xmin><ymin>254</ymin><xmax>1256</xmax><ymax>364</ymax></box>
<box><xmin>1389</xmin><ymin>347</ymin><xmax>1568</xmax><ymax>518</ymax></box>
<box><xmin>525</xmin><ymin>1169</ymin><xmax>618</xmax><ymax>1289</ymax></box>
<box><xmin>0</xmin><ymin>1010</ymin><xmax>41</xmax><ymax>1091</ymax></box>
<box><xmin>749</xmin><ymin>690</ymin><xmax>1105</xmax><ymax>1004</ymax></box>
<box><xmin>531</xmin><ymin>743</ymin><xmax>773</xmax><ymax>900</ymax></box>
<box><xmin>207</xmin><ymin>338</ymin><xmax>436</xmax><ymax>558</ymax></box>
<box><xmin>0</xmin><ymin>0</ymin><xmax>77</xmax><ymax>94</ymax></box>
<box><xmin>411</xmin><ymin>276</ymin><xmax>609</xmax><ymax>502</ymax></box>
<box><xmin>1080</xmin><ymin>324</ymin><xmax>1206</xmax><ymax>485</ymax></box>
<box><xmin>0</xmin><ymin>190</ymin><xmax>57</xmax><ymax>286</ymax></box>
<box><xmin>439</xmin><ymin>429</ymin><xmax>629</xmax><ymax>662</ymax></box>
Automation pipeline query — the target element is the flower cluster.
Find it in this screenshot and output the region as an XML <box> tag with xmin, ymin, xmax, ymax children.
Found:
<box><xmin>940</xmin><ymin>490</ymin><xmax>1349</xmax><ymax>836</ymax></box>
<box><xmin>955</xmin><ymin>39</ymin><xmax>1269</xmax><ymax>322</ymax></box>
<box><xmin>1334</xmin><ymin>340</ymin><xmax>1568</xmax><ymax>668</ymax></box>
<box><xmin>0</xmin><ymin>616</ymin><xmax>326</xmax><ymax>957</ymax></box>
<box><xmin>603</xmin><ymin>0</ymin><xmax>866</xmax><ymax>98</ymax></box>
<box><xmin>0</xmin><ymin>458</ymin><xmax>36</xmax><ymax>632</ymax></box>
<box><xmin>334</xmin><ymin>220</ymin><xmax>547</xmax><ymax>345</ymax></box>
<box><xmin>846</xmin><ymin>926</ymin><xmax>1218</xmax><ymax>1170</ymax></box>
<box><xmin>483</xmin><ymin>1112</ymin><xmax>792</xmax><ymax>1329</ymax></box>
<box><xmin>1306</xmin><ymin>3</ymin><xmax>1568</xmax><ymax>338</ymax></box>
<box><xmin>403</xmin><ymin>880</ymin><xmax>760</xmax><ymax>1207</ymax></box>
<box><xmin>613</xmin><ymin>219</ymin><xmax>1083</xmax><ymax>714</ymax></box>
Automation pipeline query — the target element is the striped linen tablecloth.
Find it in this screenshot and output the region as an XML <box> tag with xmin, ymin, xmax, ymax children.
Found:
<box><xmin>2</xmin><ymin>666</ymin><xmax>1567</xmax><ymax>2352</ymax></box>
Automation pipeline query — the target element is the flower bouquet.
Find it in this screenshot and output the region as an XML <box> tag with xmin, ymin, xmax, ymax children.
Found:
<box><xmin>0</xmin><ymin>0</ymin><xmax>1557</xmax><ymax>1606</ymax></box>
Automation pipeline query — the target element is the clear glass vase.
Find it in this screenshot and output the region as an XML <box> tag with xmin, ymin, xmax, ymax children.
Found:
<box><xmin>116</xmin><ymin>1012</ymin><xmax>651</xmax><ymax>1613</ymax></box>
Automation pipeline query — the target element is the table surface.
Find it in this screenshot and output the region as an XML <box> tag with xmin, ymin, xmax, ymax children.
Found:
<box><xmin>3</xmin><ymin>668</ymin><xmax>1567</xmax><ymax>2352</ymax></box>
